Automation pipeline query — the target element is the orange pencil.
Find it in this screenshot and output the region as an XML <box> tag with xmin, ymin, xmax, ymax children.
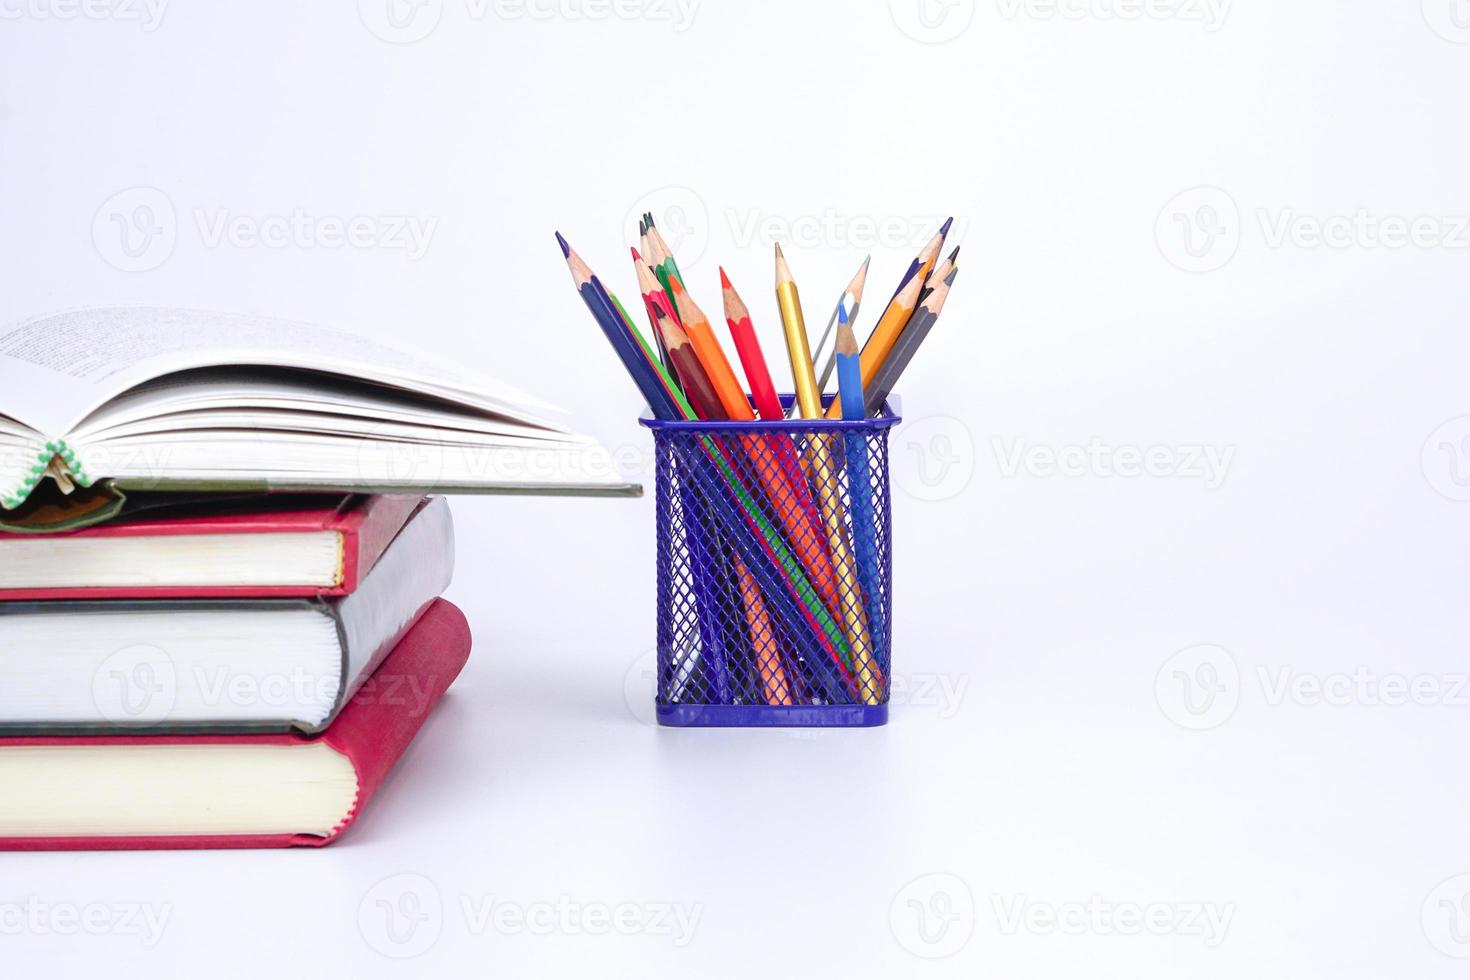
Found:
<box><xmin>666</xmin><ymin>277</ymin><xmax>751</xmax><ymax>420</ymax></box>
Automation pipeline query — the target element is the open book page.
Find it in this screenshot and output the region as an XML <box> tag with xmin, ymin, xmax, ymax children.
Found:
<box><xmin>0</xmin><ymin>307</ymin><xmax>561</xmax><ymax>436</ymax></box>
<box><xmin>68</xmin><ymin>368</ymin><xmax>583</xmax><ymax>443</ymax></box>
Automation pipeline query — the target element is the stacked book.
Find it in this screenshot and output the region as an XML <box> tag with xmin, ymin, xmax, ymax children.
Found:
<box><xmin>0</xmin><ymin>307</ymin><xmax>637</xmax><ymax>849</ymax></box>
<box><xmin>0</xmin><ymin>493</ymin><xmax>466</xmax><ymax>848</ymax></box>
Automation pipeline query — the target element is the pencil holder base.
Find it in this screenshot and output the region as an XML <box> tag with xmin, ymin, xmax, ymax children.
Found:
<box><xmin>656</xmin><ymin>704</ymin><xmax>888</xmax><ymax>728</ymax></box>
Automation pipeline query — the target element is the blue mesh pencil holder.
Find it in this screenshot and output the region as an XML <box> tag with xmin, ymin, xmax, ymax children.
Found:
<box><xmin>641</xmin><ymin>397</ymin><xmax>900</xmax><ymax>727</ymax></box>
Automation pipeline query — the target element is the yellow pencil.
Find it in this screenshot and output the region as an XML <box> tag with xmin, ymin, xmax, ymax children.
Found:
<box><xmin>776</xmin><ymin>243</ymin><xmax>882</xmax><ymax>704</ymax></box>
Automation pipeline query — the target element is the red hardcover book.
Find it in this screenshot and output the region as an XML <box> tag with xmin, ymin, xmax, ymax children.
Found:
<box><xmin>0</xmin><ymin>493</ymin><xmax>424</xmax><ymax>600</ymax></box>
<box><xmin>0</xmin><ymin>597</ymin><xmax>471</xmax><ymax>850</ymax></box>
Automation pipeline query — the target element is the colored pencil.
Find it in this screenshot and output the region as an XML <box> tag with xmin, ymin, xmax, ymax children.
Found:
<box><xmin>812</xmin><ymin>255</ymin><xmax>871</xmax><ymax>394</ymax></box>
<box><xmin>734</xmin><ymin>550</ymin><xmax>796</xmax><ymax>705</ymax></box>
<box><xmin>656</xmin><ymin>309</ymin><xmax>795</xmax><ymax>706</ymax></box>
<box><xmin>654</xmin><ymin>307</ymin><xmax>723</xmax><ymax>424</ymax></box>
<box><xmin>919</xmin><ymin>245</ymin><xmax>959</xmax><ymax>305</ymax></box>
<box><xmin>718</xmin><ymin>266</ymin><xmax>844</xmax><ymax>620</ymax></box>
<box><xmin>836</xmin><ymin>307</ymin><xmax>888</xmax><ymax>686</ymax></box>
<box><xmin>647</xmin><ymin>296</ymin><xmax>849</xmax><ymax>680</ymax></box>
<box><xmin>889</xmin><ymin>216</ymin><xmax>952</xmax><ymax>301</ymax></box>
<box><xmin>822</xmin><ymin>265</ymin><xmax>925</xmax><ymax>419</ymax></box>
<box><xmin>865</xmin><ymin>265</ymin><xmax>957</xmax><ymax>415</ymax></box>
<box><xmin>778</xmin><ymin>244</ymin><xmax>882</xmax><ymax>703</ymax></box>
<box><xmin>666</xmin><ymin>277</ymin><xmax>751</xmax><ymax>420</ymax></box>
<box><xmin>645</xmin><ymin>212</ymin><xmax>684</xmax><ymax>312</ymax></box>
<box><xmin>557</xmin><ymin>232</ymin><xmax>679</xmax><ymax>420</ymax></box>
<box><xmin>645</xmin><ymin>212</ymin><xmax>684</xmax><ymax>282</ymax></box>
<box><xmin>557</xmin><ymin>234</ymin><xmax>856</xmax><ymax>695</ymax></box>
<box><xmin>605</xmin><ymin>289</ymin><xmax>686</xmax><ymax>414</ymax></box>
<box><xmin>774</xmin><ymin>243</ymin><xmax>822</xmax><ymax>418</ymax></box>
<box><xmin>557</xmin><ymin>236</ymin><xmax>720</xmax><ymax>696</ymax></box>
<box><xmin>632</xmin><ymin>246</ymin><xmax>680</xmax><ymax>393</ymax></box>
<box><xmin>720</xmin><ymin>266</ymin><xmax>783</xmax><ymax>422</ymax></box>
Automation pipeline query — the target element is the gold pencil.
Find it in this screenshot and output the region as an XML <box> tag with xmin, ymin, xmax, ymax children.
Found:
<box><xmin>776</xmin><ymin>243</ymin><xmax>881</xmax><ymax>704</ymax></box>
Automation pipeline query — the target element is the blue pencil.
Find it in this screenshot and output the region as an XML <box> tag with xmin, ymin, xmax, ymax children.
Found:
<box><xmin>557</xmin><ymin>232</ymin><xmax>679</xmax><ymax>420</ymax></box>
<box><xmin>835</xmin><ymin>307</ymin><xmax>888</xmax><ymax>673</ymax></box>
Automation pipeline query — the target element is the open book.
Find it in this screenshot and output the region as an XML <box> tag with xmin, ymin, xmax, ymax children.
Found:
<box><xmin>0</xmin><ymin>307</ymin><xmax>638</xmax><ymax>512</ymax></box>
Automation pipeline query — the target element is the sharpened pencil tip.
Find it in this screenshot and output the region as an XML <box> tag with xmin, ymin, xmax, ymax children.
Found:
<box><xmin>631</xmin><ymin>246</ymin><xmax>642</xmax><ymax>262</ymax></box>
<box><xmin>645</xmin><ymin>212</ymin><xmax>656</xmax><ymax>228</ymax></box>
<box><xmin>638</xmin><ymin>219</ymin><xmax>647</xmax><ymax>236</ymax></box>
<box><xmin>861</xmin><ymin>255</ymin><xmax>872</xmax><ymax>272</ymax></box>
<box><xmin>773</xmin><ymin>242</ymin><xmax>784</xmax><ymax>259</ymax></box>
<box><xmin>554</xmin><ymin>231</ymin><xmax>570</xmax><ymax>257</ymax></box>
<box><xmin>719</xmin><ymin>266</ymin><xmax>731</xmax><ymax>289</ymax></box>
<box><xmin>838</xmin><ymin>304</ymin><xmax>848</xmax><ymax>325</ymax></box>
<box><xmin>940</xmin><ymin>216</ymin><xmax>953</xmax><ymax>237</ymax></box>
<box><xmin>948</xmin><ymin>245</ymin><xmax>960</xmax><ymax>262</ymax></box>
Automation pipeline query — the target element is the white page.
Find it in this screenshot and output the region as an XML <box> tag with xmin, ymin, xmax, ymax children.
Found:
<box><xmin>69</xmin><ymin>368</ymin><xmax>570</xmax><ymax>440</ymax></box>
<box><xmin>0</xmin><ymin>306</ymin><xmax>561</xmax><ymax>435</ymax></box>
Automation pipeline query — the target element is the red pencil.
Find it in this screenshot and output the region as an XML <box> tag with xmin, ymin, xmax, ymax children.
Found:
<box><xmin>632</xmin><ymin>246</ymin><xmax>680</xmax><ymax>389</ymax></box>
<box><xmin>720</xmin><ymin>266</ymin><xmax>784</xmax><ymax>422</ymax></box>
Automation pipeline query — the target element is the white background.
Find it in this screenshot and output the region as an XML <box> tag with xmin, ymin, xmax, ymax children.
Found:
<box><xmin>4</xmin><ymin>1</ymin><xmax>1470</xmax><ymax>976</ymax></box>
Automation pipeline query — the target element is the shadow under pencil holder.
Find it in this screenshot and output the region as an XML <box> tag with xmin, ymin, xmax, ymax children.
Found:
<box><xmin>642</xmin><ymin>397</ymin><xmax>899</xmax><ymax>727</ymax></box>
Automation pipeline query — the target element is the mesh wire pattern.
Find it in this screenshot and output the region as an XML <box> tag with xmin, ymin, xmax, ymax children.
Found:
<box><xmin>644</xmin><ymin>402</ymin><xmax>897</xmax><ymax>724</ymax></box>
